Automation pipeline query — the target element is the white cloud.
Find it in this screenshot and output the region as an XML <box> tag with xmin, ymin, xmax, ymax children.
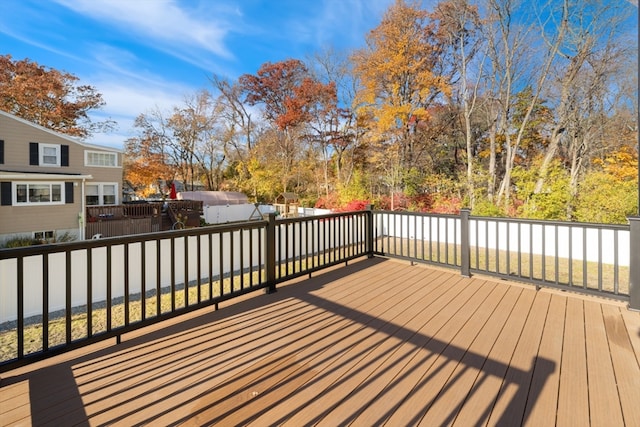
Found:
<box><xmin>53</xmin><ymin>0</ymin><xmax>234</xmax><ymax>59</ymax></box>
<box><xmin>1</xmin><ymin>0</ymin><xmax>402</xmax><ymax>151</ymax></box>
<box><xmin>278</xmin><ymin>0</ymin><xmax>393</xmax><ymax>55</ymax></box>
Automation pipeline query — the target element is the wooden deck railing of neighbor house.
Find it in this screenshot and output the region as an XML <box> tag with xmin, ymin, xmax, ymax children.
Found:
<box><xmin>86</xmin><ymin>201</ymin><xmax>204</xmax><ymax>237</ymax></box>
<box><xmin>166</xmin><ymin>200</ymin><xmax>203</xmax><ymax>229</ymax></box>
<box><xmin>0</xmin><ymin>208</ymin><xmax>638</xmax><ymax>373</ymax></box>
<box><xmin>86</xmin><ymin>203</ymin><xmax>164</xmax><ymax>238</ymax></box>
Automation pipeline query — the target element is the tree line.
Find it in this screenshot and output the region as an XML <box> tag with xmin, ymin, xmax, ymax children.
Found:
<box><xmin>1</xmin><ymin>0</ymin><xmax>637</xmax><ymax>223</ymax></box>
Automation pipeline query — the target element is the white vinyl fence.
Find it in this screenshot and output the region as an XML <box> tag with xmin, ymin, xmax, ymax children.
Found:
<box><xmin>375</xmin><ymin>213</ymin><xmax>630</xmax><ymax>267</ymax></box>
<box><xmin>0</xmin><ymin>230</ymin><xmax>263</xmax><ymax>324</ymax></box>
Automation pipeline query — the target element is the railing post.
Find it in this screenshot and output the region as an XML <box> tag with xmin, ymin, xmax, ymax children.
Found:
<box><xmin>460</xmin><ymin>208</ymin><xmax>471</xmax><ymax>277</ymax></box>
<box><xmin>366</xmin><ymin>204</ymin><xmax>374</xmax><ymax>258</ymax></box>
<box><xmin>265</xmin><ymin>212</ymin><xmax>277</xmax><ymax>294</ymax></box>
<box><xmin>628</xmin><ymin>216</ymin><xmax>640</xmax><ymax>311</ymax></box>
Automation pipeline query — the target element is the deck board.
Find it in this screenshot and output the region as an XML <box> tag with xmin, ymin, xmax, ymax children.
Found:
<box><xmin>557</xmin><ymin>297</ymin><xmax>589</xmax><ymax>426</ymax></box>
<box><xmin>451</xmin><ymin>284</ymin><xmax>538</xmax><ymax>426</ymax></box>
<box><xmin>523</xmin><ymin>294</ymin><xmax>565</xmax><ymax>426</ymax></box>
<box><xmin>418</xmin><ymin>285</ymin><xmax>523</xmax><ymax>426</ymax></box>
<box><xmin>602</xmin><ymin>303</ymin><xmax>640</xmax><ymax>426</ymax></box>
<box><xmin>584</xmin><ymin>300</ymin><xmax>626</xmax><ymax>427</ymax></box>
<box><xmin>1</xmin><ymin>257</ymin><xmax>639</xmax><ymax>427</ymax></box>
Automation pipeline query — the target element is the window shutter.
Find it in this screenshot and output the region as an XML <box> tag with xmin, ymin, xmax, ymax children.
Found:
<box><xmin>0</xmin><ymin>182</ymin><xmax>11</xmax><ymax>206</ymax></box>
<box><xmin>0</xmin><ymin>140</ymin><xmax>4</xmax><ymax>164</ymax></box>
<box><xmin>65</xmin><ymin>182</ymin><xmax>74</xmax><ymax>204</ymax></box>
<box><xmin>61</xmin><ymin>145</ymin><xmax>69</xmax><ymax>167</ymax></box>
<box><xmin>29</xmin><ymin>142</ymin><xmax>39</xmax><ymax>165</ymax></box>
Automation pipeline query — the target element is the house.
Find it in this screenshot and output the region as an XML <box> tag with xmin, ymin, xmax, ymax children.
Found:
<box><xmin>0</xmin><ymin>110</ymin><xmax>122</xmax><ymax>242</ymax></box>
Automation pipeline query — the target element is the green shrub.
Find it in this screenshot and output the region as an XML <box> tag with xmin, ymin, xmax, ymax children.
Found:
<box><xmin>574</xmin><ymin>171</ymin><xmax>638</xmax><ymax>224</ymax></box>
<box><xmin>2</xmin><ymin>236</ymin><xmax>41</xmax><ymax>248</ymax></box>
<box><xmin>472</xmin><ymin>199</ymin><xmax>506</xmax><ymax>217</ymax></box>
<box><xmin>1</xmin><ymin>232</ymin><xmax>75</xmax><ymax>248</ymax></box>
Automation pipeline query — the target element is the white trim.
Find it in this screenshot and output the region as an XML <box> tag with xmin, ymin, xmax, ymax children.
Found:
<box><xmin>13</xmin><ymin>181</ymin><xmax>65</xmax><ymax>206</ymax></box>
<box><xmin>0</xmin><ymin>172</ymin><xmax>92</xmax><ymax>180</ymax></box>
<box><xmin>85</xmin><ymin>182</ymin><xmax>118</xmax><ymax>206</ymax></box>
<box><xmin>39</xmin><ymin>143</ymin><xmax>61</xmax><ymax>167</ymax></box>
<box><xmin>80</xmin><ymin>178</ymin><xmax>86</xmax><ymax>240</ymax></box>
<box><xmin>84</xmin><ymin>150</ymin><xmax>118</xmax><ymax>167</ymax></box>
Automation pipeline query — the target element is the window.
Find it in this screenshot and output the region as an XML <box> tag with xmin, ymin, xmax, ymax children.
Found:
<box><xmin>86</xmin><ymin>183</ymin><xmax>118</xmax><ymax>205</ymax></box>
<box><xmin>34</xmin><ymin>230</ymin><xmax>55</xmax><ymax>240</ymax></box>
<box><xmin>40</xmin><ymin>143</ymin><xmax>60</xmax><ymax>166</ymax></box>
<box><xmin>85</xmin><ymin>151</ymin><xmax>117</xmax><ymax>167</ymax></box>
<box><xmin>14</xmin><ymin>182</ymin><xmax>64</xmax><ymax>205</ymax></box>
<box><xmin>103</xmin><ymin>184</ymin><xmax>116</xmax><ymax>204</ymax></box>
<box><xmin>30</xmin><ymin>143</ymin><xmax>69</xmax><ymax>166</ymax></box>
<box><xmin>86</xmin><ymin>184</ymin><xmax>99</xmax><ymax>205</ymax></box>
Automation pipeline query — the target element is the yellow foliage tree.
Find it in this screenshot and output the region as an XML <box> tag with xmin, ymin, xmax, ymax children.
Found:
<box><xmin>351</xmin><ymin>0</ymin><xmax>451</xmax><ymax>206</ymax></box>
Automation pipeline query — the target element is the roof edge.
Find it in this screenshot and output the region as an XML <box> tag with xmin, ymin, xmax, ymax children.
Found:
<box><xmin>0</xmin><ymin>110</ymin><xmax>123</xmax><ymax>153</ymax></box>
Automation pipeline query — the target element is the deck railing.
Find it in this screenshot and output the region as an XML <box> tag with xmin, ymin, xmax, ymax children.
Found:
<box><xmin>271</xmin><ymin>211</ymin><xmax>371</xmax><ymax>285</ymax></box>
<box><xmin>1</xmin><ymin>208</ymin><xmax>638</xmax><ymax>372</ymax></box>
<box><xmin>86</xmin><ymin>201</ymin><xmax>203</xmax><ymax>237</ymax></box>
<box><xmin>372</xmin><ymin>210</ymin><xmax>635</xmax><ymax>302</ymax></box>
<box><xmin>86</xmin><ymin>203</ymin><xmax>163</xmax><ymax>238</ymax></box>
<box><xmin>0</xmin><ymin>211</ymin><xmax>373</xmax><ymax>372</ymax></box>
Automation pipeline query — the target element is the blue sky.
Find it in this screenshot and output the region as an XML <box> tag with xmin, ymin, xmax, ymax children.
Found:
<box><xmin>0</xmin><ymin>0</ymin><xmax>396</xmax><ymax>149</ymax></box>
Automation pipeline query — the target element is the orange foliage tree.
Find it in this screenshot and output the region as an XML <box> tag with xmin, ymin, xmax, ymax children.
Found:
<box><xmin>239</xmin><ymin>59</ymin><xmax>338</xmax><ymax>194</ymax></box>
<box><xmin>0</xmin><ymin>54</ymin><xmax>113</xmax><ymax>138</ymax></box>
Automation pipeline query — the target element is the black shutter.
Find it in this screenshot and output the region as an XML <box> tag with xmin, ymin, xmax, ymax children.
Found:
<box><xmin>29</xmin><ymin>142</ymin><xmax>39</xmax><ymax>165</ymax></box>
<box><xmin>61</xmin><ymin>145</ymin><xmax>69</xmax><ymax>167</ymax></box>
<box><xmin>1</xmin><ymin>182</ymin><xmax>11</xmax><ymax>206</ymax></box>
<box><xmin>65</xmin><ymin>182</ymin><xmax>74</xmax><ymax>204</ymax></box>
<box><xmin>0</xmin><ymin>140</ymin><xmax>4</xmax><ymax>164</ymax></box>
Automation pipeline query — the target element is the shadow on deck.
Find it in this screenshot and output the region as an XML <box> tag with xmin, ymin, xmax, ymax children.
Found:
<box><xmin>1</xmin><ymin>257</ymin><xmax>639</xmax><ymax>426</ymax></box>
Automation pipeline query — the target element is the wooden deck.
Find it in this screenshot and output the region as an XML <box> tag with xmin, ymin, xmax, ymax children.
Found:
<box><xmin>1</xmin><ymin>257</ymin><xmax>639</xmax><ymax>426</ymax></box>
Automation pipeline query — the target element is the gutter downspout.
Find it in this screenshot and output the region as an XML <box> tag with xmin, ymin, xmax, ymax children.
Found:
<box><xmin>80</xmin><ymin>178</ymin><xmax>86</xmax><ymax>240</ymax></box>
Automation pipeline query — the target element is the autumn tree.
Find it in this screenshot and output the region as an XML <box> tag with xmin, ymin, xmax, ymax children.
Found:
<box><xmin>123</xmin><ymin>109</ymin><xmax>174</xmax><ymax>197</ymax></box>
<box><xmin>481</xmin><ymin>0</ymin><xmax>567</xmax><ymax>211</ymax></box>
<box><xmin>532</xmin><ymin>0</ymin><xmax>637</xmax><ymax>219</ymax></box>
<box><xmin>239</xmin><ymin>59</ymin><xmax>338</xmax><ymax>194</ymax></box>
<box><xmin>433</xmin><ymin>0</ymin><xmax>484</xmax><ymax>208</ymax></box>
<box><xmin>125</xmin><ymin>90</ymin><xmax>230</xmax><ymax>195</ymax></box>
<box><xmin>0</xmin><ymin>54</ymin><xmax>113</xmax><ymax>138</ymax></box>
<box><xmin>574</xmin><ymin>146</ymin><xmax>638</xmax><ymax>224</ymax></box>
<box><xmin>168</xmin><ymin>90</ymin><xmax>227</xmax><ymax>191</ymax></box>
<box><xmin>210</xmin><ymin>75</ymin><xmax>260</xmax><ymax>198</ymax></box>
<box><xmin>308</xmin><ymin>48</ymin><xmax>369</xmax><ymax>199</ymax></box>
<box><xmin>352</xmin><ymin>0</ymin><xmax>450</xmax><ymax>208</ymax></box>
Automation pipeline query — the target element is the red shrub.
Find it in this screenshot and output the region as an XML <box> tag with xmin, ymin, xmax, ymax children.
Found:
<box><xmin>337</xmin><ymin>200</ymin><xmax>370</xmax><ymax>212</ymax></box>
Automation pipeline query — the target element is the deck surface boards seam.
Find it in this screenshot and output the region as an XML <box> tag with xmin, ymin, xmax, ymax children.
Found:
<box><xmin>417</xmin><ymin>285</ymin><xmax>525</xmax><ymax>427</ymax></box>
<box><xmin>245</xmin><ymin>268</ymin><xmax>459</xmax><ymax>427</ymax></box>
<box><xmin>584</xmin><ymin>300</ymin><xmax>626</xmax><ymax>426</ymax></box>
